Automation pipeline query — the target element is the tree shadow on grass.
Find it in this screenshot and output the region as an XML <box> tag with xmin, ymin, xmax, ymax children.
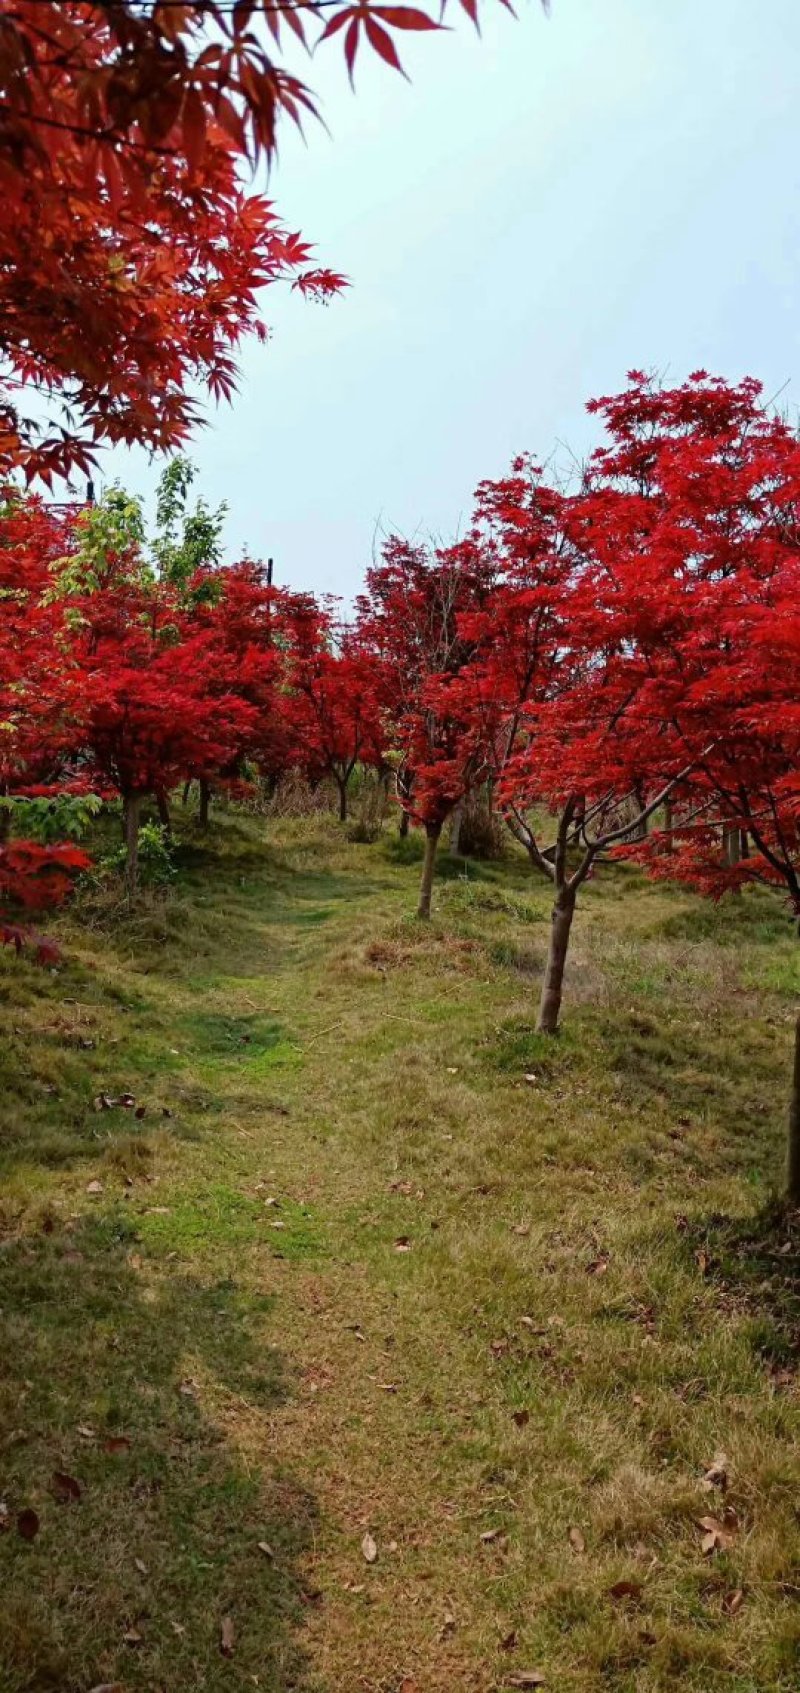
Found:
<box><xmin>0</xmin><ymin>1215</ymin><xmax>322</xmax><ymax>1693</ymax></box>
<box><xmin>685</xmin><ymin>1199</ymin><xmax>800</xmax><ymax>1380</ymax></box>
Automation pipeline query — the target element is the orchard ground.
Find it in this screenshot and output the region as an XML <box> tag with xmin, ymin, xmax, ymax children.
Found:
<box><xmin>1</xmin><ymin>809</ymin><xmax>799</xmax><ymax>1693</ymax></box>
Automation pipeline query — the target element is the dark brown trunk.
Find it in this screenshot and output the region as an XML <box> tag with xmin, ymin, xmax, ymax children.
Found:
<box><xmin>399</xmin><ymin>807</ymin><xmax>410</xmax><ymax>839</ymax></box>
<box><xmin>182</xmin><ymin>779</ymin><xmax>192</xmax><ymax>807</ymax></box>
<box><xmin>537</xmin><ymin>888</ymin><xmax>576</xmax><ymax>1035</ymax></box>
<box><xmin>123</xmin><ymin>792</ymin><xmax>141</xmax><ymax>896</ymax></box>
<box><xmin>156</xmin><ymin>789</ymin><xmax>171</xmax><ymax>834</ymax></box>
<box><xmin>633</xmin><ymin>782</ymin><xmax>648</xmax><ymax>840</ymax></box>
<box><xmin>788</xmin><ymin>1014</ymin><xmax>800</xmax><ymax>1205</ymax></box>
<box><xmin>449</xmin><ymin>801</ymin><xmax>464</xmax><ymax>856</ymax></box>
<box><xmin>336</xmin><ymin>777</ymin><xmax>348</xmax><ymax>823</ymax></box>
<box><xmin>199</xmin><ymin>780</ymin><xmax>210</xmax><ymax>829</ymax></box>
<box><xmin>417</xmin><ymin>821</ymin><xmax>442</xmax><ymax>920</ymax></box>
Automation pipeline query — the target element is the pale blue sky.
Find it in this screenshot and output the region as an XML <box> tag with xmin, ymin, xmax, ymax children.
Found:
<box><xmin>111</xmin><ymin>0</ymin><xmax>800</xmax><ymax>598</ymax></box>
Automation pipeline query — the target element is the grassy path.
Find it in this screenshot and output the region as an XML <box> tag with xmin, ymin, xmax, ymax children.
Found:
<box><xmin>1</xmin><ymin>816</ymin><xmax>799</xmax><ymax>1692</ymax></box>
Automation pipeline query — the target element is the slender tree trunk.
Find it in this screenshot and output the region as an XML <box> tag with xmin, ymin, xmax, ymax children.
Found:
<box><xmin>633</xmin><ymin>782</ymin><xmax>648</xmax><ymax>840</ymax></box>
<box><xmin>417</xmin><ymin>821</ymin><xmax>442</xmax><ymax>920</ymax></box>
<box><xmin>537</xmin><ymin>886</ymin><xmax>577</xmax><ymax>1034</ymax></box>
<box><xmin>123</xmin><ymin>792</ymin><xmax>141</xmax><ymax>896</ymax></box>
<box><xmin>336</xmin><ymin>776</ymin><xmax>348</xmax><ymax>823</ymax></box>
<box><xmin>724</xmin><ymin>824</ymin><xmax>741</xmax><ymax>866</ymax></box>
<box><xmin>199</xmin><ymin>779</ymin><xmax>210</xmax><ymax>829</ymax></box>
<box><xmin>399</xmin><ymin>807</ymin><xmax>410</xmax><ymax>839</ymax></box>
<box><xmin>449</xmin><ymin>801</ymin><xmax>464</xmax><ymax>856</ymax></box>
<box><xmin>182</xmin><ymin>779</ymin><xmax>192</xmax><ymax>807</ymax></box>
<box><xmin>156</xmin><ymin>789</ymin><xmax>171</xmax><ymax>834</ymax></box>
<box><xmin>788</xmin><ymin>1014</ymin><xmax>800</xmax><ymax>1205</ymax></box>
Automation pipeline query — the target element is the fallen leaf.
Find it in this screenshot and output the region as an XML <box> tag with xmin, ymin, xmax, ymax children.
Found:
<box><xmin>586</xmin><ymin>1257</ymin><xmax>609</xmax><ymax>1276</ymax></box>
<box><xmin>698</xmin><ymin>1514</ymin><xmax>735</xmax><ymax>1554</ymax></box>
<box><xmin>393</xmin><ymin>1237</ymin><xmax>411</xmax><ymax>1252</ymax></box>
<box><xmin>512</xmin><ymin>1224</ymin><xmax>531</xmax><ymax>1238</ymax></box>
<box><xmin>361</xmin><ymin>1532</ymin><xmax>378</xmax><ymax>1563</ymax></box>
<box><xmin>632</xmin><ymin>1393</ymin><xmax>645</xmax><ymax>1408</ymax></box>
<box><xmin>257</xmin><ymin>1541</ymin><xmax>275</xmax><ymax>1560</ymax></box>
<box><xmin>568</xmin><ymin>1526</ymin><xmax>586</xmax><ymax>1555</ymax></box>
<box><xmin>398</xmin><ymin>1680</ymin><xmax>419</xmax><ymax>1693</ymax></box>
<box><xmin>480</xmin><ymin>1527</ymin><xmax>504</xmax><ymax>1544</ymax></box>
<box><xmin>0</xmin><ymin>1501</ymin><xmax>8</xmax><ymax>1531</ymax></box>
<box><xmin>702</xmin><ymin>1451</ymin><xmax>729</xmax><ymax>1492</ymax></box>
<box><xmin>87</xmin><ymin>1684</ymin><xmax>124</xmax><ymax>1692</ymax></box>
<box><xmin>608</xmin><ymin>1579</ymin><xmax>643</xmax><ymax>1602</ymax></box>
<box><xmin>17</xmin><ymin>1507</ymin><xmax>39</xmax><ymax>1540</ymax></box>
<box><xmin>104</xmin><ymin>1436</ymin><xmax>131</xmax><ymax>1455</ymax></box>
<box><xmin>695</xmin><ymin>1249</ymin><xmax>710</xmax><ymax>1275</ymax></box>
<box><xmin>523</xmin><ymin>1073</ymin><xmax>537</xmax><ymax>1084</ymax></box>
<box><xmin>722</xmin><ymin>1587</ymin><xmax>745</xmax><ymax>1615</ymax></box>
<box><xmin>52</xmin><ymin>1470</ymin><xmax>82</xmax><ymax>1503</ymax></box>
<box><xmin>77</xmin><ymin>1425</ymin><xmax>95</xmax><ymax>1440</ymax></box>
<box><xmin>500</xmin><ymin>1629</ymin><xmax>518</xmax><ymax>1651</ymax></box>
<box><xmin>123</xmin><ymin>1628</ymin><xmax>142</xmax><ymax>1646</ymax></box>
<box><xmin>490</xmin><ymin>1337</ymin><xmax>510</xmax><ymax>1358</ymax></box>
<box><xmin>512</xmin><ymin>1409</ymin><xmax>530</xmax><ymax>1428</ymax></box>
<box><xmin>504</xmin><ymin>1674</ymin><xmax>547</xmax><ymax>1688</ymax></box>
<box><xmin>438</xmin><ymin>1611</ymin><xmax>456</xmax><ymax>1639</ymax></box>
<box><xmin>86</xmin><ymin>1180</ymin><xmax>104</xmax><ymax>1195</ymax></box>
<box><xmin>171</xmin><ymin>1621</ymin><xmax>186</xmax><ymax>1635</ymax></box>
<box><xmin>220</xmin><ymin>1616</ymin><xmax>235</xmax><ymax>1657</ymax></box>
<box><xmin>134</xmin><ymin>1557</ymin><xmax>148</xmax><ymax>1574</ymax></box>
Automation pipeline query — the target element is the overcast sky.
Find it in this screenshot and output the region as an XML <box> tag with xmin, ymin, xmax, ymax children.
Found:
<box><xmin>110</xmin><ymin>0</ymin><xmax>800</xmax><ymax>600</ymax></box>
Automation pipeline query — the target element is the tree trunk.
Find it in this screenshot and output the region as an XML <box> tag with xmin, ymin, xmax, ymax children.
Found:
<box><xmin>724</xmin><ymin>824</ymin><xmax>741</xmax><ymax>866</ymax></box>
<box><xmin>123</xmin><ymin>792</ymin><xmax>141</xmax><ymax>896</ymax></box>
<box><xmin>537</xmin><ymin>887</ymin><xmax>576</xmax><ymax>1034</ymax></box>
<box><xmin>788</xmin><ymin>1014</ymin><xmax>800</xmax><ymax>1205</ymax></box>
<box><xmin>336</xmin><ymin>776</ymin><xmax>348</xmax><ymax>823</ymax></box>
<box><xmin>662</xmin><ymin>798</ymin><xmax>674</xmax><ymax>852</ymax></box>
<box><xmin>633</xmin><ymin>782</ymin><xmax>648</xmax><ymax>840</ymax></box>
<box><xmin>417</xmin><ymin>821</ymin><xmax>442</xmax><ymax>920</ymax></box>
<box><xmin>399</xmin><ymin>807</ymin><xmax>410</xmax><ymax>839</ymax></box>
<box><xmin>199</xmin><ymin>779</ymin><xmax>210</xmax><ymax>829</ymax></box>
<box><xmin>182</xmin><ymin>779</ymin><xmax>192</xmax><ymax>807</ymax></box>
<box><xmin>156</xmin><ymin>789</ymin><xmax>171</xmax><ymax>834</ymax></box>
<box><xmin>449</xmin><ymin>801</ymin><xmax>464</xmax><ymax>856</ymax></box>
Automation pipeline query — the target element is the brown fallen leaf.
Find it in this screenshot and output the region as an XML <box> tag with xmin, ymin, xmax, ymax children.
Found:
<box><xmin>257</xmin><ymin>1540</ymin><xmax>275</xmax><ymax>1560</ymax></box>
<box><xmin>608</xmin><ymin>1579</ymin><xmax>643</xmax><ymax>1602</ymax></box>
<box><xmin>512</xmin><ymin>1409</ymin><xmax>530</xmax><ymax>1428</ymax></box>
<box><xmin>220</xmin><ymin>1615</ymin><xmax>235</xmax><ymax>1657</ymax></box>
<box><xmin>52</xmin><ymin>1470</ymin><xmax>82</xmax><ymax>1503</ymax></box>
<box><xmin>702</xmin><ymin>1451</ymin><xmax>729</xmax><ymax>1492</ymax></box>
<box><xmin>394</xmin><ymin>1236</ymin><xmax>411</xmax><ymax>1252</ymax></box>
<box><xmin>500</xmin><ymin>1629</ymin><xmax>518</xmax><ymax>1651</ymax></box>
<box><xmin>17</xmin><ymin>1508</ymin><xmax>39</xmax><ymax>1540</ymax></box>
<box><xmin>480</xmin><ymin>1527</ymin><xmax>504</xmax><ymax>1544</ymax></box>
<box><xmin>87</xmin><ymin>1684</ymin><xmax>124</xmax><ymax>1693</ymax></box>
<box><xmin>361</xmin><ymin>1532</ymin><xmax>378</xmax><ymax>1564</ymax></box>
<box><xmin>695</xmin><ymin>1249</ymin><xmax>710</xmax><ymax>1276</ymax></box>
<box><xmin>512</xmin><ymin>1224</ymin><xmax>531</xmax><ymax>1237</ymax></box>
<box><xmin>586</xmin><ymin>1257</ymin><xmax>609</xmax><ymax>1276</ymax></box>
<box><xmin>398</xmin><ymin>1680</ymin><xmax>419</xmax><ymax>1693</ymax></box>
<box><xmin>77</xmin><ymin>1425</ymin><xmax>95</xmax><ymax>1440</ymax></box>
<box><xmin>123</xmin><ymin>1628</ymin><xmax>142</xmax><ymax>1646</ymax></box>
<box><xmin>86</xmin><ymin>1180</ymin><xmax>104</xmax><ymax>1195</ymax></box>
<box><xmin>134</xmin><ymin>1557</ymin><xmax>148</xmax><ymax>1575</ymax></box>
<box><xmin>722</xmin><ymin>1587</ymin><xmax>745</xmax><ymax>1615</ymax></box>
<box><xmin>698</xmin><ymin>1512</ymin><xmax>737</xmax><ymax>1554</ymax></box>
<box><xmin>504</xmin><ymin>1675</ymin><xmax>546</xmax><ymax>1689</ymax></box>
<box><xmin>104</xmin><ymin>1436</ymin><xmax>131</xmax><ymax>1455</ymax></box>
<box><xmin>568</xmin><ymin>1526</ymin><xmax>586</xmax><ymax>1555</ymax></box>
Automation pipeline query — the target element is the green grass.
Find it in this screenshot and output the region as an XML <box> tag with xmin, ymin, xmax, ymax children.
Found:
<box><xmin>1</xmin><ymin>810</ymin><xmax>799</xmax><ymax>1691</ymax></box>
